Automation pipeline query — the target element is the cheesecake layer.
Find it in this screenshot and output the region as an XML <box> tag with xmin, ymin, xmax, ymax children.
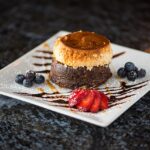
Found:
<box><xmin>53</xmin><ymin>31</ymin><xmax>112</xmax><ymax>69</ymax></box>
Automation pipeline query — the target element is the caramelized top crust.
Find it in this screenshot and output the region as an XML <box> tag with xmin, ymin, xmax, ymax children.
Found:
<box><xmin>61</xmin><ymin>31</ymin><xmax>109</xmax><ymax>50</ymax></box>
<box><xmin>53</xmin><ymin>31</ymin><xmax>112</xmax><ymax>69</ymax></box>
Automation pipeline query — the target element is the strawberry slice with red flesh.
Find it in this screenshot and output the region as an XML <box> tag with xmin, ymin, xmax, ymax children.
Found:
<box><xmin>76</xmin><ymin>90</ymin><xmax>95</xmax><ymax>112</ymax></box>
<box><xmin>90</xmin><ymin>91</ymin><xmax>101</xmax><ymax>113</ymax></box>
<box><xmin>68</xmin><ymin>90</ymin><xmax>81</xmax><ymax>107</ymax></box>
<box><xmin>68</xmin><ymin>89</ymin><xmax>88</xmax><ymax>107</ymax></box>
<box><xmin>100</xmin><ymin>92</ymin><xmax>109</xmax><ymax>110</ymax></box>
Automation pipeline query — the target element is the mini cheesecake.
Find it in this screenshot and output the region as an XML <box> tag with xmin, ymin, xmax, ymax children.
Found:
<box><xmin>50</xmin><ymin>31</ymin><xmax>112</xmax><ymax>89</ymax></box>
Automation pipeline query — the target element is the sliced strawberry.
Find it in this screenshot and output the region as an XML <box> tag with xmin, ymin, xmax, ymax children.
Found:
<box><xmin>76</xmin><ymin>90</ymin><xmax>95</xmax><ymax>112</ymax></box>
<box><xmin>90</xmin><ymin>91</ymin><xmax>101</xmax><ymax>113</ymax></box>
<box><xmin>100</xmin><ymin>92</ymin><xmax>109</xmax><ymax>110</ymax></box>
<box><xmin>68</xmin><ymin>89</ymin><xmax>109</xmax><ymax>112</ymax></box>
<box><xmin>68</xmin><ymin>89</ymin><xmax>80</xmax><ymax>104</ymax></box>
<box><xmin>68</xmin><ymin>89</ymin><xmax>88</xmax><ymax>107</ymax></box>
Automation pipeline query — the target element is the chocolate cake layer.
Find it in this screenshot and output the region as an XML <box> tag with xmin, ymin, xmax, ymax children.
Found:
<box><xmin>50</xmin><ymin>59</ymin><xmax>112</xmax><ymax>89</ymax></box>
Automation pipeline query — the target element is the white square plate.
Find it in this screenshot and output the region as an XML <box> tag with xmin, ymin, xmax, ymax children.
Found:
<box><xmin>0</xmin><ymin>31</ymin><xmax>150</xmax><ymax>127</ymax></box>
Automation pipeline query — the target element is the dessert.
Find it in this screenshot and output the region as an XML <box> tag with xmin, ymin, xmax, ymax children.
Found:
<box><xmin>50</xmin><ymin>31</ymin><xmax>112</xmax><ymax>89</ymax></box>
<box><xmin>68</xmin><ymin>89</ymin><xmax>109</xmax><ymax>113</ymax></box>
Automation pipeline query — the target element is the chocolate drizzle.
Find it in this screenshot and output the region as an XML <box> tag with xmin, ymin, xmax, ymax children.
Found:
<box><xmin>50</xmin><ymin>100</ymin><xmax>68</xmax><ymax>104</ymax></box>
<box><xmin>102</xmin><ymin>80</ymin><xmax>148</xmax><ymax>106</ymax></box>
<box><xmin>14</xmin><ymin>92</ymin><xmax>69</xmax><ymax>108</ymax></box>
<box><xmin>33</xmin><ymin>63</ymin><xmax>51</xmax><ymax>66</ymax></box>
<box><xmin>34</xmin><ymin>70</ymin><xmax>50</xmax><ymax>74</ymax></box>
<box><xmin>36</xmin><ymin>50</ymin><xmax>53</xmax><ymax>54</ymax></box>
<box><xmin>32</xmin><ymin>56</ymin><xmax>52</xmax><ymax>60</ymax></box>
<box><xmin>109</xmin><ymin>94</ymin><xmax>135</xmax><ymax>103</ymax></box>
<box><xmin>103</xmin><ymin>81</ymin><xmax>148</xmax><ymax>96</ymax></box>
<box><xmin>32</xmin><ymin>50</ymin><xmax>52</xmax><ymax>73</ymax></box>
<box><xmin>112</xmin><ymin>51</ymin><xmax>125</xmax><ymax>58</ymax></box>
<box><xmin>15</xmin><ymin>80</ymin><xmax>149</xmax><ymax>110</ymax></box>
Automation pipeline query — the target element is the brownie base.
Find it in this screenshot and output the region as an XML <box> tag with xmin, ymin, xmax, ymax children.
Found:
<box><xmin>50</xmin><ymin>59</ymin><xmax>112</xmax><ymax>89</ymax></box>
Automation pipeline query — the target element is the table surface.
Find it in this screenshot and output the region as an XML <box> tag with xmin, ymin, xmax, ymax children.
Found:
<box><xmin>0</xmin><ymin>0</ymin><xmax>150</xmax><ymax>149</ymax></box>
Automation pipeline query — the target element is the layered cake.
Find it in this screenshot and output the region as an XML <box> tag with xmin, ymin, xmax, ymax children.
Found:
<box><xmin>50</xmin><ymin>31</ymin><xmax>112</xmax><ymax>89</ymax></box>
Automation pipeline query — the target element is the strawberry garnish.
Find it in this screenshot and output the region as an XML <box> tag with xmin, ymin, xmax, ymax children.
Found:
<box><xmin>100</xmin><ymin>92</ymin><xmax>109</xmax><ymax>110</ymax></box>
<box><xmin>90</xmin><ymin>91</ymin><xmax>101</xmax><ymax>113</ymax></box>
<box><xmin>68</xmin><ymin>89</ymin><xmax>109</xmax><ymax>113</ymax></box>
<box><xmin>68</xmin><ymin>89</ymin><xmax>88</xmax><ymax>107</ymax></box>
<box><xmin>76</xmin><ymin>90</ymin><xmax>94</xmax><ymax>112</ymax></box>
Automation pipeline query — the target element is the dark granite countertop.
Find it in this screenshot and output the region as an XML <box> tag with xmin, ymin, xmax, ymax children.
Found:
<box><xmin>0</xmin><ymin>0</ymin><xmax>150</xmax><ymax>149</ymax></box>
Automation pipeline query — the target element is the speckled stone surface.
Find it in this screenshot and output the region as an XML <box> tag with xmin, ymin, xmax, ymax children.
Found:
<box><xmin>0</xmin><ymin>0</ymin><xmax>150</xmax><ymax>149</ymax></box>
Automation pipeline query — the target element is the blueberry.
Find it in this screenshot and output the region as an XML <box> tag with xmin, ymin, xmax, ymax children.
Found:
<box><xmin>15</xmin><ymin>74</ymin><xmax>25</xmax><ymax>84</ymax></box>
<box><xmin>117</xmin><ymin>67</ymin><xmax>126</xmax><ymax>78</ymax></box>
<box><xmin>125</xmin><ymin>62</ymin><xmax>135</xmax><ymax>72</ymax></box>
<box><xmin>26</xmin><ymin>70</ymin><xmax>36</xmax><ymax>81</ymax></box>
<box><xmin>23</xmin><ymin>79</ymin><xmax>33</xmax><ymax>87</ymax></box>
<box><xmin>127</xmin><ymin>71</ymin><xmax>137</xmax><ymax>81</ymax></box>
<box><xmin>137</xmin><ymin>69</ymin><xmax>146</xmax><ymax>78</ymax></box>
<box><xmin>134</xmin><ymin>66</ymin><xmax>138</xmax><ymax>73</ymax></box>
<box><xmin>34</xmin><ymin>75</ymin><xmax>45</xmax><ymax>84</ymax></box>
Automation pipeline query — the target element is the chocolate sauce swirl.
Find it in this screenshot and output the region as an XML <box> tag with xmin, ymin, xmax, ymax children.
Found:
<box><xmin>112</xmin><ymin>51</ymin><xmax>125</xmax><ymax>59</ymax></box>
<box><xmin>34</xmin><ymin>70</ymin><xmax>51</xmax><ymax>74</ymax></box>
<box><xmin>36</xmin><ymin>50</ymin><xmax>53</xmax><ymax>54</ymax></box>
<box><xmin>32</xmin><ymin>56</ymin><xmax>52</xmax><ymax>60</ymax></box>
<box><xmin>33</xmin><ymin>63</ymin><xmax>51</xmax><ymax>66</ymax></box>
<box><xmin>15</xmin><ymin>80</ymin><xmax>149</xmax><ymax>109</ymax></box>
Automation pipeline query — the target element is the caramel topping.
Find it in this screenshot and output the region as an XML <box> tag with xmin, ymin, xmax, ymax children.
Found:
<box><xmin>61</xmin><ymin>31</ymin><xmax>109</xmax><ymax>50</ymax></box>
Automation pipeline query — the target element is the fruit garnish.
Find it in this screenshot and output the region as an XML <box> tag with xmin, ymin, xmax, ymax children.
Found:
<box><xmin>127</xmin><ymin>71</ymin><xmax>137</xmax><ymax>81</ymax></box>
<box><xmin>125</xmin><ymin>62</ymin><xmax>135</xmax><ymax>72</ymax></box>
<box><xmin>137</xmin><ymin>69</ymin><xmax>146</xmax><ymax>78</ymax></box>
<box><xmin>68</xmin><ymin>89</ymin><xmax>87</xmax><ymax>107</ymax></box>
<box><xmin>15</xmin><ymin>74</ymin><xmax>25</xmax><ymax>84</ymax></box>
<box><xmin>34</xmin><ymin>75</ymin><xmax>45</xmax><ymax>84</ymax></box>
<box><xmin>77</xmin><ymin>90</ymin><xmax>95</xmax><ymax>112</ymax></box>
<box><xmin>117</xmin><ymin>67</ymin><xmax>126</xmax><ymax>78</ymax></box>
<box><xmin>90</xmin><ymin>91</ymin><xmax>101</xmax><ymax>113</ymax></box>
<box><xmin>68</xmin><ymin>89</ymin><xmax>109</xmax><ymax>113</ymax></box>
<box><xmin>117</xmin><ymin>62</ymin><xmax>146</xmax><ymax>81</ymax></box>
<box><xmin>15</xmin><ymin>70</ymin><xmax>45</xmax><ymax>88</ymax></box>
<box><xmin>26</xmin><ymin>70</ymin><xmax>36</xmax><ymax>81</ymax></box>
<box><xmin>23</xmin><ymin>79</ymin><xmax>33</xmax><ymax>87</ymax></box>
<box><xmin>99</xmin><ymin>92</ymin><xmax>109</xmax><ymax>110</ymax></box>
